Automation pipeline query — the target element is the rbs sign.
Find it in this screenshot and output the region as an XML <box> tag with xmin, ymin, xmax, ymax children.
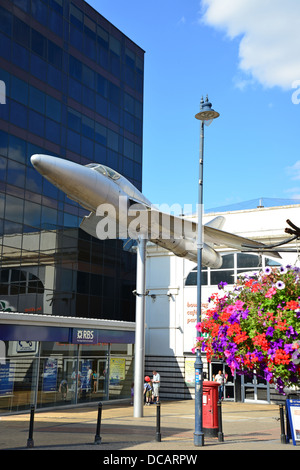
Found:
<box><xmin>73</xmin><ymin>328</ymin><xmax>96</xmax><ymax>344</ymax></box>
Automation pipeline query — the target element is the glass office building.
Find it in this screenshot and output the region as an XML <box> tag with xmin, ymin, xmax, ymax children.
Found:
<box><xmin>0</xmin><ymin>0</ymin><xmax>144</xmax><ymax>412</ymax></box>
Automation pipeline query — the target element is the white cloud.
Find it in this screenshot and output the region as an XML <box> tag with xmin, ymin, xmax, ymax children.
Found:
<box><xmin>286</xmin><ymin>161</ymin><xmax>300</xmax><ymax>180</ymax></box>
<box><xmin>200</xmin><ymin>0</ymin><xmax>300</xmax><ymax>90</ymax></box>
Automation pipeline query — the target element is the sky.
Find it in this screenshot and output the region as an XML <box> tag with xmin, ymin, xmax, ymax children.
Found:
<box><xmin>88</xmin><ymin>0</ymin><xmax>300</xmax><ymax>213</ymax></box>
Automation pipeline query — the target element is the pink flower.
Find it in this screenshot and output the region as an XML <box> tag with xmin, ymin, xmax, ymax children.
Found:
<box><xmin>265</xmin><ymin>287</ymin><xmax>277</xmax><ymax>298</ymax></box>
<box><xmin>235</xmin><ymin>300</ymin><xmax>245</xmax><ymax>310</ymax></box>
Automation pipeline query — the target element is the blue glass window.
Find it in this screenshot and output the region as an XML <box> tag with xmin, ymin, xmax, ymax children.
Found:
<box><xmin>42</xmin><ymin>178</ymin><xmax>58</xmax><ymax>198</ymax></box>
<box><xmin>41</xmin><ymin>206</ymin><xmax>57</xmax><ymax>228</ymax></box>
<box><xmin>0</xmin><ymin>32</ymin><xmax>10</xmax><ymax>61</ymax></box>
<box><xmin>29</xmin><ymin>86</ymin><xmax>45</xmax><ymax>114</ymax></box>
<box><xmin>46</xmin><ymin>95</ymin><xmax>61</xmax><ymax>122</ymax></box>
<box><xmin>110</xmin><ymin>53</ymin><xmax>120</xmax><ymax>78</ymax></box>
<box><xmin>133</xmin><ymin>162</ymin><xmax>141</xmax><ymax>181</ymax></box>
<box><xmin>125</xmin><ymin>48</ymin><xmax>135</xmax><ymax>68</ymax></box>
<box><xmin>48</xmin><ymin>64</ymin><xmax>62</xmax><ymax>90</ymax></box>
<box><xmin>81</xmin><ymin>136</ymin><xmax>94</xmax><ymax>159</ymax></box>
<box><xmin>124</xmin><ymin>112</ymin><xmax>134</xmax><ymax>133</ymax></box>
<box><xmin>82</xmin><ymin>64</ymin><xmax>95</xmax><ymax>89</ymax></box>
<box><xmin>48</xmin><ymin>41</ymin><xmax>62</xmax><ymax>69</ymax></box>
<box><xmin>0</xmin><ymin>130</ymin><xmax>8</xmax><ymax>157</ymax></box>
<box><xmin>0</xmin><ymin>95</ymin><xmax>9</xmax><ymax>121</ymax></box>
<box><xmin>10</xmin><ymin>76</ymin><xmax>28</xmax><ymax>105</ymax></box>
<box><xmin>70</xmin><ymin>4</ymin><xmax>83</xmax><ymax>30</ymax></box>
<box><xmin>108</xmin><ymin>103</ymin><xmax>119</xmax><ymax>124</ymax></box>
<box><xmin>95</xmin><ymin>143</ymin><xmax>106</xmax><ymax>162</ymax></box>
<box><xmin>31</xmin><ymin>0</ymin><xmax>48</xmax><ymax>26</ymax></box>
<box><xmin>24</xmin><ymin>200</ymin><xmax>41</xmax><ymax>227</ymax></box>
<box><xmin>134</xmin><ymin>144</ymin><xmax>142</xmax><ymax>164</ymax></box>
<box><xmin>69</xmin><ymin>78</ymin><xmax>82</xmax><ymax>102</ymax></box>
<box><xmin>9</xmin><ymin>135</ymin><xmax>27</xmax><ymax>163</ymax></box>
<box><xmin>124</xmin><ymin>93</ymin><xmax>135</xmax><ymax>114</ymax></box>
<box><xmin>107</xmin><ymin>130</ymin><xmax>119</xmax><ymax>152</ymax></box>
<box><xmin>123</xmin><ymin>157</ymin><xmax>133</xmax><ymax>178</ymax></box>
<box><xmin>95</xmin><ymin>95</ymin><xmax>107</xmax><ymax>117</ymax></box>
<box><xmin>124</xmin><ymin>138</ymin><xmax>134</xmax><ymax>159</ymax></box>
<box><xmin>81</xmin><ymin>116</ymin><xmax>94</xmax><ymax>139</ymax></box>
<box><xmin>70</xmin><ymin>25</ymin><xmax>83</xmax><ymax>51</ymax></box>
<box><xmin>30</xmin><ymin>54</ymin><xmax>47</xmax><ymax>81</ymax></box>
<box><xmin>97</xmin><ymin>74</ymin><xmax>107</xmax><ymax>97</ymax></box>
<box><xmin>95</xmin><ymin>122</ymin><xmax>106</xmax><ymax>145</ymax></box>
<box><xmin>125</xmin><ymin>66</ymin><xmax>135</xmax><ymax>88</ymax></box>
<box><xmin>12</xmin><ymin>43</ymin><xmax>29</xmax><ymax>71</ymax></box>
<box><xmin>97</xmin><ymin>26</ymin><xmax>108</xmax><ymax>49</ymax></box>
<box><xmin>5</xmin><ymin>195</ymin><xmax>24</xmax><ymax>224</ymax></box>
<box><xmin>7</xmin><ymin>160</ymin><xmax>25</xmax><ymax>188</ymax></box>
<box><xmin>135</xmin><ymin>118</ymin><xmax>142</xmax><ymax>137</ymax></box>
<box><xmin>67</xmin><ymin>129</ymin><xmax>80</xmax><ymax>153</ymax></box>
<box><xmin>67</xmin><ymin>108</ymin><xmax>81</xmax><ymax>132</ymax></box>
<box><xmin>49</xmin><ymin>0</ymin><xmax>63</xmax><ymax>15</ymax></box>
<box><xmin>98</xmin><ymin>47</ymin><xmax>108</xmax><ymax>69</ymax></box>
<box><xmin>28</xmin><ymin>109</ymin><xmax>45</xmax><ymax>137</ymax></box>
<box><xmin>10</xmin><ymin>101</ymin><xmax>27</xmax><ymax>129</ymax></box>
<box><xmin>31</xmin><ymin>30</ymin><xmax>47</xmax><ymax>59</ymax></box>
<box><xmin>108</xmin><ymin>82</ymin><xmax>120</xmax><ymax>105</ymax></box>
<box><xmin>13</xmin><ymin>0</ymin><xmax>30</xmax><ymax>13</ymax></box>
<box><xmin>13</xmin><ymin>17</ymin><xmax>30</xmax><ymax>47</ymax></box>
<box><xmin>107</xmin><ymin>150</ymin><xmax>118</xmax><ymax>170</ymax></box>
<box><xmin>48</xmin><ymin>9</ymin><xmax>63</xmax><ymax>36</ymax></box>
<box><xmin>82</xmin><ymin>86</ymin><xmax>95</xmax><ymax>110</ymax></box>
<box><xmin>45</xmin><ymin>118</ymin><xmax>60</xmax><ymax>144</ymax></box>
<box><xmin>69</xmin><ymin>56</ymin><xmax>82</xmax><ymax>81</ymax></box>
<box><xmin>26</xmin><ymin>166</ymin><xmax>43</xmax><ymax>192</ymax></box>
<box><xmin>0</xmin><ymin>156</ymin><xmax>7</xmax><ymax>182</ymax></box>
<box><xmin>0</xmin><ymin>6</ymin><xmax>12</xmax><ymax>36</ymax></box>
<box><xmin>84</xmin><ymin>36</ymin><xmax>96</xmax><ymax>61</ymax></box>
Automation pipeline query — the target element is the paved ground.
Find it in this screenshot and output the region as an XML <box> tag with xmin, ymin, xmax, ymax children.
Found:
<box><xmin>0</xmin><ymin>399</ymin><xmax>299</xmax><ymax>454</ymax></box>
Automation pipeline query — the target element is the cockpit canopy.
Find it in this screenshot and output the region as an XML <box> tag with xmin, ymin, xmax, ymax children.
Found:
<box><xmin>85</xmin><ymin>163</ymin><xmax>120</xmax><ymax>180</ymax></box>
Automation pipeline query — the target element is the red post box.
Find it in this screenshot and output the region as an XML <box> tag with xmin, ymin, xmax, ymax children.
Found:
<box><xmin>202</xmin><ymin>381</ymin><xmax>219</xmax><ymax>437</ymax></box>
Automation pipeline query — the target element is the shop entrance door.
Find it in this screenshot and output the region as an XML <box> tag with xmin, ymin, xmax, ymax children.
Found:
<box><xmin>241</xmin><ymin>372</ymin><xmax>270</xmax><ymax>403</ymax></box>
<box><xmin>211</xmin><ymin>362</ymin><xmax>235</xmax><ymax>400</ymax></box>
<box><xmin>94</xmin><ymin>359</ymin><xmax>108</xmax><ymax>399</ymax></box>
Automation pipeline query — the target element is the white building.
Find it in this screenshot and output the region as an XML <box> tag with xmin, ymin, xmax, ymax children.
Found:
<box><xmin>144</xmin><ymin>200</ymin><xmax>300</xmax><ymax>403</ymax></box>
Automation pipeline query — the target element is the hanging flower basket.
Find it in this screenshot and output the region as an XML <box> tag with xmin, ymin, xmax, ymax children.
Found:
<box><xmin>193</xmin><ymin>265</ymin><xmax>300</xmax><ymax>394</ymax></box>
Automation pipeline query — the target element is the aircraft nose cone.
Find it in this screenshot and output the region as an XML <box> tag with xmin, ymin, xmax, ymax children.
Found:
<box><xmin>30</xmin><ymin>154</ymin><xmax>41</xmax><ymax>168</ymax></box>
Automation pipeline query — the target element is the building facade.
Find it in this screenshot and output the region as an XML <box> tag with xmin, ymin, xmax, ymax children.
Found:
<box><xmin>144</xmin><ymin>202</ymin><xmax>300</xmax><ymax>404</ymax></box>
<box><xmin>0</xmin><ymin>0</ymin><xmax>144</xmax><ymax>412</ymax></box>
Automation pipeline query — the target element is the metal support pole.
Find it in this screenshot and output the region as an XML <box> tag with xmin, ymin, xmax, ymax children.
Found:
<box><xmin>133</xmin><ymin>236</ymin><xmax>147</xmax><ymax>418</ymax></box>
<box><xmin>94</xmin><ymin>402</ymin><xmax>102</xmax><ymax>444</ymax></box>
<box><xmin>279</xmin><ymin>404</ymin><xmax>286</xmax><ymax>444</ymax></box>
<box><xmin>27</xmin><ymin>405</ymin><xmax>35</xmax><ymax>448</ymax></box>
<box><xmin>218</xmin><ymin>400</ymin><xmax>224</xmax><ymax>442</ymax></box>
<box><xmin>194</xmin><ymin>119</ymin><xmax>205</xmax><ymax>447</ymax></box>
<box><xmin>156</xmin><ymin>402</ymin><xmax>161</xmax><ymax>442</ymax></box>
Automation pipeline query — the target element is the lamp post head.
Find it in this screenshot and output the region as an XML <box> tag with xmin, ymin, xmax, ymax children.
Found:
<box><xmin>195</xmin><ymin>95</ymin><xmax>220</xmax><ymax>121</ymax></box>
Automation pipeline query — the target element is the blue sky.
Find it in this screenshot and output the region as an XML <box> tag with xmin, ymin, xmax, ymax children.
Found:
<box><xmin>89</xmin><ymin>0</ymin><xmax>300</xmax><ymax>212</ymax></box>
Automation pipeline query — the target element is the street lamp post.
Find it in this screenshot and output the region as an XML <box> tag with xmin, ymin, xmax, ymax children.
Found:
<box><xmin>194</xmin><ymin>96</ymin><xmax>219</xmax><ymax>447</ymax></box>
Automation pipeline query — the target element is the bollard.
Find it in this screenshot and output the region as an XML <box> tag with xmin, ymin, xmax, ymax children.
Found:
<box><xmin>279</xmin><ymin>403</ymin><xmax>286</xmax><ymax>444</ymax></box>
<box><xmin>217</xmin><ymin>400</ymin><xmax>224</xmax><ymax>442</ymax></box>
<box><xmin>27</xmin><ymin>405</ymin><xmax>35</xmax><ymax>448</ymax></box>
<box><xmin>94</xmin><ymin>402</ymin><xmax>102</xmax><ymax>444</ymax></box>
<box><xmin>156</xmin><ymin>402</ymin><xmax>161</xmax><ymax>442</ymax></box>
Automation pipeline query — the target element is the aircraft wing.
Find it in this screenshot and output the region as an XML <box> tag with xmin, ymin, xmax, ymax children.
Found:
<box><xmin>203</xmin><ymin>225</ymin><xmax>281</xmax><ymax>258</ymax></box>
<box><xmin>80</xmin><ymin>207</ymin><xmax>281</xmax><ymax>259</ymax></box>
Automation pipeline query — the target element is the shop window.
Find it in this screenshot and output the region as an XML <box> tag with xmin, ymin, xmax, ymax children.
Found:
<box><xmin>185</xmin><ymin>267</ymin><xmax>207</xmax><ymax>286</ymax></box>
<box><xmin>185</xmin><ymin>253</ymin><xmax>281</xmax><ymax>287</ymax></box>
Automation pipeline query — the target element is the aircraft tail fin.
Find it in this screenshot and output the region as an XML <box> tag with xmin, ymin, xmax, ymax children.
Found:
<box><xmin>204</xmin><ymin>216</ymin><xmax>225</xmax><ymax>230</ymax></box>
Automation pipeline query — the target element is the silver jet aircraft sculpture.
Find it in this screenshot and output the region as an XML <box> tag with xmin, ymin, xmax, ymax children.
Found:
<box><xmin>31</xmin><ymin>155</ymin><xmax>280</xmax><ymax>268</ymax></box>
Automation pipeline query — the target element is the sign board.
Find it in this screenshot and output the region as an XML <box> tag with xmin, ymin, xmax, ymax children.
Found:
<box><xmin>286</xmin><ymin>399</ymin><xmax>300</xmax><ymax>445</ymax></box>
